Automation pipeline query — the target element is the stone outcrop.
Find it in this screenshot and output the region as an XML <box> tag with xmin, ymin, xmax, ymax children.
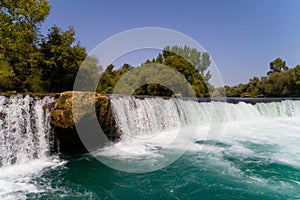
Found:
<box><xmin>50</xmin><ymin>92</ymin><xmax>118</xmax><ymax>154</ymax></box>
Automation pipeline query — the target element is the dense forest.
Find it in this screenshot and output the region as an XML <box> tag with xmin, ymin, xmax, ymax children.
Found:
<box><xmin>1</xmin><ymin>0</ymin><xmax>299</xmax><ymax>97</ymax></box>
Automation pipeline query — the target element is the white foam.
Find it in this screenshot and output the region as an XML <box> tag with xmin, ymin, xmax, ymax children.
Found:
<box><xmin>0</xmin><ymin>95</ymin><xmax>59</xmax><ymax>199</ymax></box>
<box><xmin>0</xmin><ymin>95</ymin><xmax>55</xmax><ymax>166</ymax></box>
<box><xmin>104</xmin><ymin>97</ymin><xmax>300</xmax><ymax>174</ymax></box>
<box><xmin>0</xmin><ymin>157</ymin><xmax>65</xmax><ymax>200</ymax></box>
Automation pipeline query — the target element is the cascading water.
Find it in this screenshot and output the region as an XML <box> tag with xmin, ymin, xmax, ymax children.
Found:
<box><xmin>0</xmin><ymin>95</ymin><xmax>299</xmax><ymax>199</ymax></box>
<box><xmin>255</xmin><ymin>100</ymin><xmax>300</xmax><ymax>117</ymax></box>
<box><xmin>110</xmin><ymin>97</ymin><xmax>204</xmax><ymax>138</ymax></box>
<box><xmin>0</xmin><ymin>95</ymin><xmax>55</xmax><ymax>167</ymax></box>
<box><xmin>106</xmin><ymin>96</ymin><xmax>300</xmax><ymax>169</ymax></box>
<box><xmin>98</xmin><ymin>96</ymin><xmax>300</xmax><ymax>198</ymax></box>
<box><xmin>111</xmin><ymin>97</ymin><xmax>300</xmax><ymax>136</ymax></box>
<box><xmin>0</xmin><ymin>95</ymin><xmax>65</xmax><ymax>200</ymax></box>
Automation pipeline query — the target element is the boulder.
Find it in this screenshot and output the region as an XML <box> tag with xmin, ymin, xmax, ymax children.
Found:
<box><xmin>50</xmin><ymin>91</ymin><xmax>118</xmax><ymax>154</ymax></box>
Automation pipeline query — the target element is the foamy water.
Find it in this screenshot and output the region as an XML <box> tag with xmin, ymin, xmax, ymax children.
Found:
<box><xmin>0</xmin><ymin>96</ymin><xmax>299</xmax><ymax>199</ymax></box>
<box><xmin>0</xmin><ymin>157</ymin><xmax>65</xmax><ymax>200</ymax></box>
<box><xmin>93</xmin><ymin>97</ymin><xmax>300</xmax><ymax>174</ymax></box>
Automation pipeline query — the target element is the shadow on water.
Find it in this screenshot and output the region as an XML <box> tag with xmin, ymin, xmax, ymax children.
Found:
<box><xmin>195</xmin><ymin>140</ymin><xmax>232</xmax><ymax>148</ymax></box>
<box><xmin>241</xmin><ymin>141</ymin><xmax>280</xmax><ymax>154</ymax></box>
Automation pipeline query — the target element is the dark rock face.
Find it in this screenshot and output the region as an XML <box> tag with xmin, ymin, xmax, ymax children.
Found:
<box><xmin>50</xmin><ymin>92</ymin><xmax>119</xmax><ymax>154</ymax></box>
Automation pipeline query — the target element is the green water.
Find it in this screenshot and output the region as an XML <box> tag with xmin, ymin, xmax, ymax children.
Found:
<box><xmin>26</xmin><ymin>146</ymin><xmax>299</xmax><ymax>200</ymax></box>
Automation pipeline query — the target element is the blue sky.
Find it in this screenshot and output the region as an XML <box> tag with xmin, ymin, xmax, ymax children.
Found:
<box><xmin>41</xmin><ymin>0</ymin><xmax>300</xmax><ymax>86</ymax></box>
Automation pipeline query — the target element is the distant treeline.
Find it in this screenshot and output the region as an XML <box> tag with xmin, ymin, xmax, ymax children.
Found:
<box><xmin>1</xmin><ymin>0</ymin><xmax>299</xmax><ymax>97</ymax></box>
<box><xmin>222</xmin><ymin>58</ymin><xmax>300</xmax><ymax>97</ymax></box>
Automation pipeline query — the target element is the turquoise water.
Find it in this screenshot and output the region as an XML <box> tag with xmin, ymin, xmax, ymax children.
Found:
<box><xmin>26</xmin><ymin>135</ymin><xmax>300</xmax><ymax>200</ymax></box>
<box><xmin>19</xmin><ymin>118</ymin><xmax>300</xmax><ymax>199</ymax></box>
<box><xmin>1</xmin><ymin>99</ymin><xmax>300</xmax><ymax>199</ymax></box>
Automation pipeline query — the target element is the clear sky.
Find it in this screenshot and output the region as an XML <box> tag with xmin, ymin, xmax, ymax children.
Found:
<box><xmin>41</xmin><ymin>0</ymin><xmax>300</xmax><ymax>86</ymax></box>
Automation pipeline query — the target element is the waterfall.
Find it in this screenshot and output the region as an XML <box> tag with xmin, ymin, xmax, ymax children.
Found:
<box><xmin>255</xmin><ymin>100</ymin><xmax>300</xmax><ymax>117</ymax></box>
<box><xmin>1</xmin><ymin>95</ymin><xmax>299</xmax><ymax>167</ymax></box>
<box><xmin>110</xmin><ymin>96</ymin><xmax>206</xmax><ymax>138</ymax></box>
<box><xmin>110</xmin><ymin>97</ymin><xmax>300</xmax><ymax>138</ymax></box>
<box><xmin>0</xmin><ymin>95</ymin><xmax>55</xmax><ymax>167</ymax></box>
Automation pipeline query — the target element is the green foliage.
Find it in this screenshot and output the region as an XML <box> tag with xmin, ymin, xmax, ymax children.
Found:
<box><xmin>39</xmin><ymin>26</ymin><xmax>86</xmax><ymax>92</ymax></box>
<box><xmin>0</xmin><ymin>1</ymin><xmax>212</xmax><ymax>96</ymax></box>
<box><xmin>0</xmin><ymin>0</ymin><xmax>87</xmax><ymax>93</ymax></box>
<box><xmin>3</xmin><ymin>1</ymin><xmax>298</xmax><ymax>98</ymax></box>
<box><xmin>267</xmin><ymin>58</ymin><xmax>288</xmax><ymax>75</ymax></box>
<box><xmin>295</xmin><ymin>65</ymin><xmax>300</xmax><ymax>85</ymax></box>
<box><xmin>0</xmin><ymin>60</ymin><xmax>19</xmax><ymax>91</ymax></box>
<box><xmin>75</xmin><ymin>56</ymin><xmax>102</xmax><ymax>91</ymax></box>
<box><xmin>96</xmin><ymin>46</ymin><xmax>210</xmax><ymax>97</ymax></box>
<box><xmin>294</xmin><ymin>65</ymin><xmax>300</xmax><ymax>96</ymax></box>
<box><xmin>163</xmin><ymin>45</ymin><xmax>212</xmax><ymax>81</ymax></box>
<box><xmin>97</xmin><ymin>64</ymin><xmax>132</xmax><ymax>94</ymax></box>
<box><xmin>225</xmin><ymin>58</ymin><xmax>300</xmax><ymax>97</ymax></box>
<box><xmin>0</xmin><ymin>0</ymin><xmax>50</xmax><ymax>87</ymax></box>
<box><xmin>265</xmin><ymin>69</ymin><xmax>295</xmax><ymax>97</ymax></box>
<box><xmin>162</xmin><ymin>52</ymin><xmax>209</xmax><ymax>97</ymax></box>
<box><xmin>22</xmin><ymin>68</ymin><xmax>44</xmax><ymax>92</ymax></box>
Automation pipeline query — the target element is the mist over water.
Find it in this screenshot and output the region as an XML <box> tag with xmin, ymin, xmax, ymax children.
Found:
<box><xmin>0</xmin><ymin>96</ymin><xmax>299</xmax><ymax>199</ymax></box>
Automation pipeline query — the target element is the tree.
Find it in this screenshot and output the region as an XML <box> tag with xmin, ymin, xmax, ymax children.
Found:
<box><xmin>295</xmin><ymin>65</ymin><xmax>300</xmax><ymax>86</ymax></box>
<box><xmin>96</xmin><ymin>63</ymin><xmax>133</xmax><ymax>94</ymax></box>
<box><xmin>75</xmin><ymin>56</ymin><xmax>102</xmax><ymax>91</ymax></box>
<box><xmin>266</xmin><ymin>69</ymin><xmax>295</xmax><ymax>97</ymax></box>
<box><xmin>0</xmin><ymin>1</ymin><xmax>88</xmax><ymax>93</ymax></box>
<box><xmin>163</xmin><ymin>45</ymin><xmax>212</xmax><ymax>81</ymax></box>
<box><xmin>0</xmin><ymin>0</ymin><xmax>50</xmax><ymax>91</ymax></box>
<box><xmin>198</xmin><ymin>52</ymin><xmax>212</xmax><ymax>81</ymax></box>
<box><xmin>267</xmin><ymin>58</ymin><xmax>288</xmax><ymax>75</ymax></box>
<box><xmin>0</xmin><ymin>60</ymin><xmax>18</xmax><ymax>91</ymax></box>
<box><xmin>39</xmin><ymin>26</ymin><xmax>86</xmax><ymax>92</ymax></box>
<box><xmin>136</xmin><ymin>47</ymin><xmax>210</xmax><ymax>97</ymax></box>
<box><xmin>293</xmin><ymin>65</ymin><xmax>300</xmax><ymax>96</ymax></box>
<box><xmin>225</xmin><ymin>61</ymin><xmax>299</xmax><ymax>97</ymax></box>
<box><xmin>155</xmin><ymin>53</ymin><xmax>163</xmax><ymax>63</ymax></box>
